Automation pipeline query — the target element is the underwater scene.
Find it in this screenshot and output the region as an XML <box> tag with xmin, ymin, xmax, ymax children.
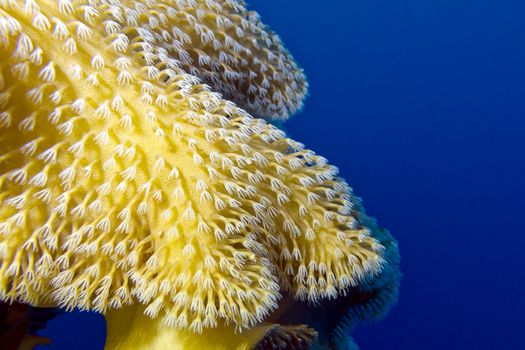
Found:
<box><xmin>0</xmin><ymin>0</ymin><xmax>523</xmax><ymax>349</ymax></box>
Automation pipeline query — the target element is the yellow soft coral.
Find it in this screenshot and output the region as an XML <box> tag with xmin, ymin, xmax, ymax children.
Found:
<box><xmin>0</xmin><ymin>0</ymin><xmax>387</xmax><ymax>349</ymax></box>
<box><xmin>103</xmin><ymin>0</ymin><xmax>308</xmax><ymax>120</ymax></box>
<box><xmin>272</xmin><ymin>215</ymin><xmax>400</xmax><ymax>349</ymax></box>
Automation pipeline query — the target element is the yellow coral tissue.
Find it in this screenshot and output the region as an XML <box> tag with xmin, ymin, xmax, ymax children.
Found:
<box><xmin>0</xmin><ymin>1</ymin><xmax>400</xmax><ymax>349</ymax></box>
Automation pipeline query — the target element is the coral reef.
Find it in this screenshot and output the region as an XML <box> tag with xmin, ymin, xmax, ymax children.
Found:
<box><xmin>0</xmin><ymin>0</ymin><xmax>399</xmax><ymax>349</ymax></box>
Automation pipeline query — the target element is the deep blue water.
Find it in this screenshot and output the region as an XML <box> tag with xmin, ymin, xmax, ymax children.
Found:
<box><xmin>39</xmin><ymin>0</ymin><xmax>525</xmax><ymax>349</ymax></box>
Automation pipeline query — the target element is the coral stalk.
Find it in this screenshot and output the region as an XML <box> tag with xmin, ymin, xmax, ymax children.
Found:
<box><xmin>105</xmin><ymin>305</ymin><xmax>316</xmax><ymax>350</ymax></box>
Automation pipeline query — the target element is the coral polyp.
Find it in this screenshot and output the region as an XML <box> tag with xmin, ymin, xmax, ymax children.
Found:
<box><xmin>0</xmin><ymin>0</ymin><xmax>399</xmax><ymax>349</ymax></box>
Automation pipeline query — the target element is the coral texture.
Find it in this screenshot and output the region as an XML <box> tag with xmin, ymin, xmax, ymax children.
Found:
<box><xmin>77</xmin><ymin>0</ymin><xmax>308</xmax><ymax>121</ymax></box>
<box><xmin>272</xmin><ymin>218</ymin><xmax>400</xmax><ymax>350</ymax></box>
<box><xmin>121</xmin><ymin>0</ymin><xmax>308</xmax><ymax>120</ymax></box>
<box><xmin>252</xmin><ymin>324</ymin><xmax>317</xmax><ymax>350</ymax></box>
<box><xmin>0</xmin><ymin>0</ymin><xmax>383</xmax><ymax>337</ymax></box>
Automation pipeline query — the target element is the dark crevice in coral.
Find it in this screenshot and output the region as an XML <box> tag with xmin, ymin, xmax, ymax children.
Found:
<box><xmin>0</xmin><ymin>301</ymin><xmax>58</xmax><ymax>350</ymax></box>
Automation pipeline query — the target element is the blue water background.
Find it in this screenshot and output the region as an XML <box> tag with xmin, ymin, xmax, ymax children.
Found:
<box><xmin>40</xmin><ymin>0</ymin><xmax>525</xmax><ymax>349</ymax></box>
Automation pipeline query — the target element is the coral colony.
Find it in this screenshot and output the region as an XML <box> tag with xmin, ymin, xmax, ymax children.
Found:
<box><xmin>0</xmin><ymin>0</ymin><xmax>399</xmax><ymax>349</ymax></box>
